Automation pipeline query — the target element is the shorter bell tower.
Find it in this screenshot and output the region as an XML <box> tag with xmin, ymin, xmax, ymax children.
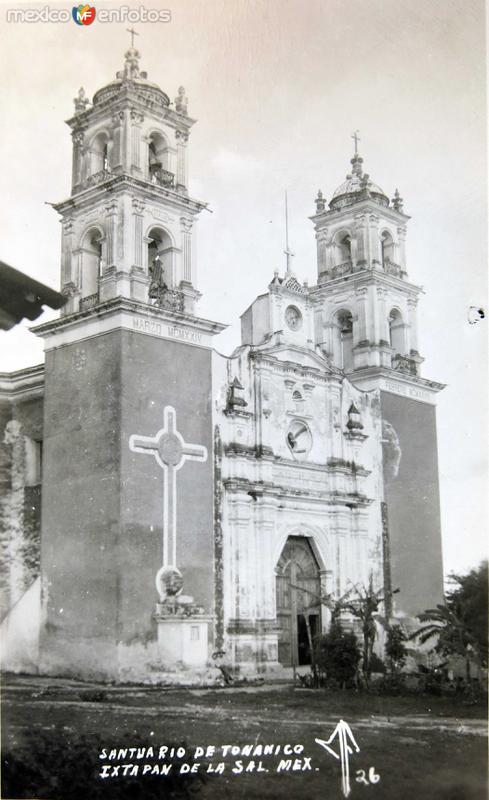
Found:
<box><xmin>309</xmin><ymin>137</ymin><xmax>445</xmax><ymax>619</ymax></box>
<box><xmin>311</xmin><ymin>138</ymin><xmax>421</xmax><ymax>377</ymax></box>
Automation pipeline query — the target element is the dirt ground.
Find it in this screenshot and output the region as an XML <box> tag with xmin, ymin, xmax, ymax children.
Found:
<box><xmin>1</xmin><ymin>674</ymin><xmax>487</xmax><ymax>800</ymax></box>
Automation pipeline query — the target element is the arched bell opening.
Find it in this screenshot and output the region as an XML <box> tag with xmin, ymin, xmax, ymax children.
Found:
<box><xmin>381</xmin><ymin>230</ymin><xmax>395</xmax><ymax>268</ymax></box>
<box><xmin>80</xmin><ymin>227</ymin><xmax>104</xmax><ymax>302</ymax></box>
<box><xmin>147</xmin><ymin>226</ymin><xmax>175</xmax><ymax>302</ymax></box>
<box><xmin>147</xmin><ymin>132</ymin><xmax>173</xmax><ymax>187</ymax></box>
<box><xmin>388</xmin><ymin>308</ymin><xmax>405</xmax><ymax>356</ymax></box>
<box><xmin>336</xmin><ymin>233</ymin><xmax>352</xmax><ymax>266</ymax></box>
<box><xmin>332</xmin><ymin>309</ymin><xmax>354</xmax><ymax>371</ymax></box>
<box><xmin>90</xmin><ymin>132</ymin><xmax>109</xmax><ymax>175</ymax></box>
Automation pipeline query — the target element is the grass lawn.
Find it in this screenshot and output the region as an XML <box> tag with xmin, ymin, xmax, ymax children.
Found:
<box><xmin>1</xmin><ymin>675</ymin><xmax>487</xmax><ymax>800</ymax></box>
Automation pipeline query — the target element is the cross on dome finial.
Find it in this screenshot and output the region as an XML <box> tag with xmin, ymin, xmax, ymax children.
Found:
<box><xmin>127</xmin><ymin>26</ymin><xmax>139</xmax><ymax>48</ymax></box>
<box><xmin>284</xmin><ymin>191</ymin><xmax>295</xmax><ymax>275</ymax></box>
<box><xmin>116</xmin><ymin>30</ymin><xmax>147</xmax><ymax>81</ymax></box>
<box><xmin>352</xmin><ymin>130</ymin><xmax>360</xmax><ymax>155</ymax></box>
<box><xmin>350</xmin><ymin>130</ymin><xmax>363</xmax><ymax>177</ymax></box>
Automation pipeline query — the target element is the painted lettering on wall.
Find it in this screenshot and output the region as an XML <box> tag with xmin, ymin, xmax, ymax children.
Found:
<box><xmin>167</xmin><ymin>325</ymin><xmax>202</xmax><ymax>344</ymax></box>
<box><xmin>133</xmin><ymin>318</ymin><xmax>163</xmax><ymax>336</ymax></box>
<box><xmin>132</xmin><ymin>317</ymin><xmax>203</xmax><ymax>345</ymax></box>
<box><xmin>383</xmin><ymin>380</ymin><xmax>429</xmax><ymax>401</ymax></box>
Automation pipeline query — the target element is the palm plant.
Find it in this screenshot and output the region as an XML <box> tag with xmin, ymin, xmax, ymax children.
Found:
<box><xmin>409</xmin><ymin>604</ymin><xmax>477</xmax><ymax>681</ymax></box>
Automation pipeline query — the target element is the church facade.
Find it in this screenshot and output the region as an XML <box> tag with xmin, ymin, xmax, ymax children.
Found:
<box><xmin>0</xmin><ymin>48</ymin><xmax>445</xmax><ymax>682</ymax></box>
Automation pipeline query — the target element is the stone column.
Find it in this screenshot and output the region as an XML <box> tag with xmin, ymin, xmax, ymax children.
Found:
<box><xmin>61</xmin><ymin>217</ymin><xmax>75</xmax><ymax>287</ymax></box>
<box><xmin>130</xmin><ymin>109</ymin><xmax>144</xmax><ymax>175</ymax></box>
<box><xmin>407</xmin><ymin>296</ymin><xmax>419</xmax><ymax>354</ymax></box>
<box><xmin>131</xmin><ymin>199</ymin><xmax>145</xmax><ymax>270</ymax></box>
<box><xmin>376</xmin><ymin>286</ymin><xmax>391</xmax><ymax>367</ymax></box>
<box><xmin>355</xmin><ymin>286</ymin><xmax>369</xmax><ymax>344</ymax></box>
<box><xmin>71</xmin><ymin>130</ymin><xmax>85</xmax><ymax>192</ymax></box>
<box><xmin>105</xmin><ymin>200</ymin><xmax>118</xmax><ymax>268</ymax></box>
<box><xmin>111</xmin><ymin>111</ymin><xmax>124</xmax><ymax>171</ymax></box>
<box><xmin>354</xmin><ymin>213</ymin><xmax>367</xmax><ymax>267</ymax></box>
<box><xmin>316</xmin><ymin>229</ymin><xmax>328</xmax><ymax>275</ymax></box>
<box><xmin>397</xmin><ymin>225</ymin><xmax>407</xmax><ymax>270</ymax></box>
<box><xmin>175</xmin><ymin>130</ymin><xmax>189</xmax><ymax>190</ymax></box>
<box><xmin>180</xmin><ymin>217</ymin><xmax>193</xmax><ymax>284</ymax></box>
<box><xmin>122</xmin><ymin>108</ymin><xmax>131</xmax><ymax>173</ymax></box>
<box><xmin>369</xmin><ymin>214</ymin><xmax>382</xmax><ymax>268</ymax></box>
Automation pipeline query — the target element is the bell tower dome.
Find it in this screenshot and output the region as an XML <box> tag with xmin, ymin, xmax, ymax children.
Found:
<box><xmin>58</xmin><ymin>44</ymin><xmax>203</xmax><ymax>317</ymax></box>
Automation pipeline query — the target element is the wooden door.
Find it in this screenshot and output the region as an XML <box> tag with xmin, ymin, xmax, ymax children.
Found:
<box><xmin>276</xmin><ymin>537</ymin><xmax>321</xmax><ymax>666</ymax></box>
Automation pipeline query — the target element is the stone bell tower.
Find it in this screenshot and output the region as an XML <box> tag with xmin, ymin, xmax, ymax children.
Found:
<box><xmin>309</xmin><ymin>135</ymin><xmax>445</xmax><ymax>619</ymax></box>
<box><xmin>33</xmin><ymin>45</ymin><xmax>225</xmax><ymax>682</ymax></box>
<box><xmin>59</xmin><ymin>44</ymin><xmax>201</xmax><ymax>316</ymax></box>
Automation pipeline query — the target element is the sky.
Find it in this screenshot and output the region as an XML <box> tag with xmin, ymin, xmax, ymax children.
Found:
<box><xmin>0</xmin><ymin>0</ymin><xmax>487</xmax><ymax>578</ymax></box>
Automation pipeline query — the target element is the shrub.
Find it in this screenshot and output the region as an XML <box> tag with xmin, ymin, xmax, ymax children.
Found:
<box><xmin>315</xmin><ymin>621</ymin><xmax>361</xmax><ymax>688</ymax></box>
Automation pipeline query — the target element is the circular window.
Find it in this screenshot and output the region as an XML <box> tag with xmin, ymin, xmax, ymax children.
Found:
<box><xmin>285</xmin><ymin>305</ymin><xmax>303</xmax><ymax>331</ymax></box>
<box><xmin>286</xmin><ymin>419</ymin><xmax>312</xmax><ymax>459</ymax></box>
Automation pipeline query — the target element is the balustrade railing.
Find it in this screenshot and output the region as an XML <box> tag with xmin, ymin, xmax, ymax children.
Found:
<box><xmin>85</xmin><ymin>170</ymin><xmax>112</xmax><ymax>187</ymax></box>
<box><xmin>153</xmin><ymin>288</ymin><xmax>185</xmax><ymax>313</ymax></box>
<box><xmin>391</xmin><ymin>353</ymin><xmax>418</xmax><ymax>376</ymax></box>
<box><xmin>331</xmin><ymin>260</ymin><xmax>353</xmax><ymax>278</ymax></box>
<box><xmin>384</xmin><ymin>259</ymin><xmax>406</xmax><ymax>278</ymax></box>
<box><xmin>150</xmin><ymin>168</ymin><xmax>175</xmax><ymax>188</ymax></box>
<box><xmin>79</xmin><ymin>293</ymin><xmax>99</xmax><ymax>311</ymax></box>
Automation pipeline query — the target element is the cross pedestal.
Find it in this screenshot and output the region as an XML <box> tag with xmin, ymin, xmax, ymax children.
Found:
<box><xmin>155</xmin><ymin>604</ymin><xmax>214</xmax><ymax>667</ymax></box>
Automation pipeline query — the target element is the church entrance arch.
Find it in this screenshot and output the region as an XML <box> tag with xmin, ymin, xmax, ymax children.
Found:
<box><xmin>276</xmin><ymin>536</ymin><xmax>321</xmax><ymax>666</ymax></box>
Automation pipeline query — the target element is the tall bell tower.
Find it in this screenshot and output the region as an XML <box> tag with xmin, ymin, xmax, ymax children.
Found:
<box><xmin>33</xmin><ymin>45</ymin><xmax>225</xmax><ymax>682</ymax></box>
<box><xmin>310</xmin><ymin>137</ymin><xmax>445</xmax><ymax>619</ymax></box>
<box><xmin>59</xmin><ymin>43</ymin><xmax>202</xmax><ymax>317</ymax></box>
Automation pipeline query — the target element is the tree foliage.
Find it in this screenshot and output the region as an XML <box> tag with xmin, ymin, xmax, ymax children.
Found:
<box><xmin>342</xmin><ymin>575</ymin><xmax>397</xmax><ymax>682</ymax></box>
<box><xmin>410</xmin><ymin>561</ymin><xmax>488</xmax><ymax>674</ymax></box>
<box><xmin>385</xmin><ymin>625</ymin><xmax>408</xmax><ymax>675</ymax></box>
<box><xmin>446</xmin><ymin>561</ymin><xmax>487</xmax><ymax>658</ymax></box>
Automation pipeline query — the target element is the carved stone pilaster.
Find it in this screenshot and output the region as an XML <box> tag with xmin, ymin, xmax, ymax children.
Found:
<box><xmin>131</xmin><ymin>197</ymin><xmax>146</xmax><ymax>271</ymax></box>
<box><xmin>71</xmin><ymin>129</ymin><xmax>85</xmax><ymax>191</ymax></box>
<box><xmin>104</xmin><ymin>200</ymin><xmax>118</xmax><ymax>268</ymax></box>
<box><xmin>175</xmin><ymin>130</ymin><xmax>189</xmax><ymax>189</ymax></box>
<box><xmin>180</xmin><ymin>217</ymin><xmax>193</xmax><ymax>283</ymax></box>
<box><xmin>112</xmin><ymin>111</ymin><xmax>124</xmax><ymax>169</ymax></box>
<box><xmin>130</xmin><ymin>109</ymin><xmax>144</xmax><ymax>171</ymax></box>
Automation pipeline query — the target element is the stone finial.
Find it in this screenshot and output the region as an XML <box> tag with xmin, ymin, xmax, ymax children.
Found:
<box><xmin>73</xmin><ymin>87</ymin><xmax>89</xmax><ymax>114</ymax></box>
<box><xmin>350</xmin><ymin>153</ymin><xmax>364</xmax><ymax>177</ymax></box>
<box><xmin>346</xmin><ymin>402</ymin><xmax>364</xmax><ymax>431</ymax></box>
<box><xmin>117</xmin><ymin>47</ymin><xmax>141</xmax><ymax>81</ymax></box>
<box><xmin>175</xmin><ymin>86</ymin><xmax>188</xmax><ymax>115</ymax></box>
<box><xmin>392</xmin><ymin>189</ymin><xmax>404</xmax><ymax>212</ymax></box>
<box><xmin>226</xmin><ymin>377</ymin><xmax>248</xmax><ymax>413</ymax></box>
<box><xmin>360</xmin><ymin>173</ymin><xmax>371</xmax><ymax>193</ymax></box>
<box><xmin>315</xmin><ymin>190</ymin><xmax>326</xmax><ymax>213</ymax></box>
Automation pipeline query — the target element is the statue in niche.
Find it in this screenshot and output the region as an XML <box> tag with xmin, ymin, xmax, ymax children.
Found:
<box><xmin>148</xmin><ymin>255</ymin><xmax>168</xmax><ymax>301</ymax></box>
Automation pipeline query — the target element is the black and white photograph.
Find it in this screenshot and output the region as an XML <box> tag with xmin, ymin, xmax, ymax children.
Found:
<box><xmin>0</xmin><ymin>1</ymin><xmax>487</xmax><ymax>798</ymax></box>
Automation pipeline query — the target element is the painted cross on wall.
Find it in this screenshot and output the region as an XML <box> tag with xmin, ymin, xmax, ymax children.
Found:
<box><xmin>129</xmin><ymin>406</ymin><xmax>208</xmax><ymax>584</ymax></box>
